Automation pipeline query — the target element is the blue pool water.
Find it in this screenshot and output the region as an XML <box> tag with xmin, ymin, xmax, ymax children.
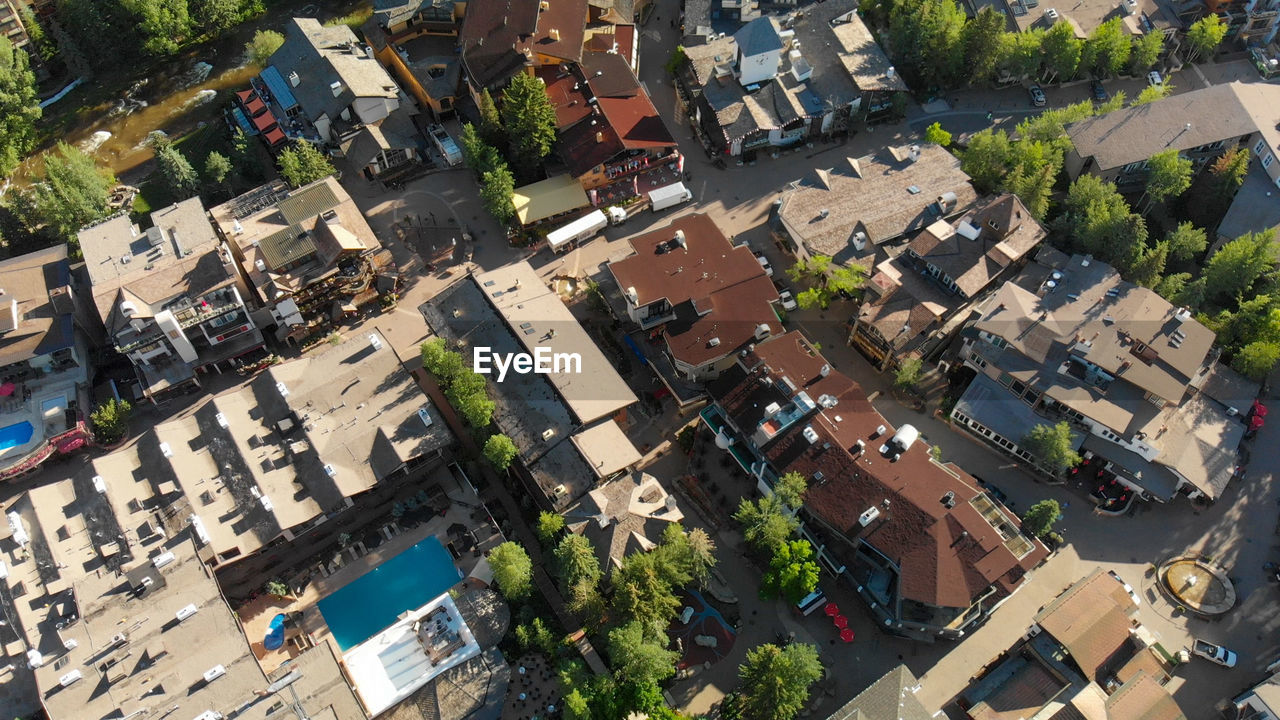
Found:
<box><xmin>318</xmin><ymin>536</ymin><xmax>461</xmax><ymax>651</ymax></box>
<box><xmin>0</xmin><ymin>421</ymin><xmax>34</xmax><ymax>451</ymax></box>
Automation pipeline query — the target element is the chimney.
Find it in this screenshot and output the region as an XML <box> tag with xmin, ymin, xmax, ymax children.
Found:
<box><xmin>595</xmin><ymin>131</ymin><xmax>603</xmax><ymax>143</ymax></box>
<box><xmin>549</xmin><ymin>28</ymin><xmax>561</xmax><ymax>41</ymax></box>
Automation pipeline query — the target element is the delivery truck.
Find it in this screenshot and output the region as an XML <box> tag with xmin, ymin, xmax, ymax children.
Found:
<box><xmin>546</xmin><ymin>207</ymin><xmax>626</xmax><ymax>252</ymax></box>
<box><xmin>427</xmin><ymin>124</ymin><xmax>463</xmax><ymax>166</ymax></box>
<box><xmin>648</xmin><ymin>182</ymin><xmax>693</xmax><ymax>212</ymax></box>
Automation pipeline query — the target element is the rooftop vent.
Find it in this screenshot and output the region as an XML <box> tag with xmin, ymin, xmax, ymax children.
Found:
<box><xmin>203</xmin><ymin>665</ymin><xmax>227</xmax><ymax>683</ymax></box>
<box><xmin>818</xmin><ymin>393</ymin><xmax>837</xmax><ymax>408</ymax></box>
<box><xmin>92</xmin><ymin>475</ymin><xmax>106</xmax><ymax>494</ymax></box>
<box><xmin>59</xmin><ymin>670</ymin><xmax>83</xmax><ymax>687</ymax></box>
<box><xmin>858</xmin><ymin>506</ymin><xmax>881</xmax><ymax>527</ymax></box>
<box><xmin>802</xmin><ymin>426</ymin><xmax>820</xmax><ymax>444</ymax></box>
<box><xmin>255</xmin><ymin>259</ymin><xmax>267</xmax><ymax>273</ymax></box>
<box><xmin>159</xmin><ymin>442</ymin><xmax>173</xmax><ymax>458</ymax></box>
<box><xmin>260</xmin><ymin>494</ymin><xmax>274</xmax><ymax>512</ymax></box>
<box><xmin>215</xmin><ymin>412</ymin><xmax>228</xmax><ymax>428</ymax></box>
<box><xmin>754</xmin><ymin>323</ymin><xmax>771</xmax><ymax>340</ymax></box>
<box><xmin>850</xmin><ymin>231</ymin><xmax>867</xmax><ymax>251</ymax></box>
<box><xmin>708</xmin><ymin>337</ymin><xmax>721</xmax><ymax>347</ymax></box>
<box><xmin>276</xmin><ymin>381</ymin><xmax>289</xmax><ymax>397</ymax></box>
<box><xmin>323</xmin><ymin>464</ymin><xmax>337</xmax><ymax>477</ymax></box>
<box><xmin>941</xmin><ymin>491</ymin><xmax>956</xmax><ymax>508</ymax></box>
<box><xmin>152</xmin><ymin>551</ymin><xmax>175</xmax><ymax>569</ymax></box>
<box><xmin>330</xmin><ymin>80</ymin><xmax>344</xmax><ymax>97</ymax></box>
<box><xmin>369</xmin><ymin>333</ymin><xmax>383</xmax><ymax>350</ymax></box>
<box><xmin>176</xmin><ymin>604</ymin><xmax>199</xmax><ymax>622</ymax></box>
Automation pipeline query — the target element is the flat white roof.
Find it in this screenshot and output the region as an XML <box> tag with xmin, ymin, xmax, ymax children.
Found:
<box><xmin>343</xmin><ymin>594</ymin><xmax>481</xmax><ymax>717</ymax></box>
<box><xmin>570</xmin><ymin>419</ymin><xmax>643</xmax><ymax>478</ymax></box>
<box><xmin>475</xmin><ymin>262</ymin><xmax>637</xmax><ymax>424</ymax></box>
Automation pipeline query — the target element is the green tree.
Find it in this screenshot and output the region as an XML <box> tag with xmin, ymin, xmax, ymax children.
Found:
<box><xmin>483</xmin><ymin>433</ymin><xmax>518</xmax><ymax>471</ymax></box>
<box><xmin>887</xmin><ymin>0</ymin><xmax>967</xmax><ymax>89</ymax></box>
<box><xmin>960</xmin><ymin>129</ymin><xmax>1012</xmax><ymax>194</ymax></box>
<box><xmin>566</xmin><ymin>577</ymin><xmax>606</xmax><ymax>628</ymax></box>
<box><xmin>90</xmin><ymin>398</ymin><xmax>132</xmax><ymax>444</ymax></box>
<box><xmin>204</xmin><ymin>150</ymin><xmax>232</xmax><ymax>187</ymax></box>
<box><xmin>1081</xmin><ymin>18</ymin><xmax>1130</xmax><ymax>76</ymax></box>
<box><xmin>25</xmin><ymin>142</ymin><xmax>116</xmax><ymax>244</ymax></box>
<box><xmin>460</xmin><ymin>122</ymin><xmax>502</xmax><ymax>175</ymax></box>
<box><xmin>501</xmin><ymin>72</ymin><xmax>558</xmax><ymax>180</ymax></box>
<box><xmin>1128</xmin><ymin>241</ymin><xmax>1169</xmax><ymax>288</ymax></box>
<box><xmin>1232</xmin><ymin>341</ymin><xmax>1280</xmax><ymax>380</ymax></box>
<box><xmin>1020</xmin><ymin>422</ymin><xmax>1081</xmax><ymax>474</ymax></box>
<box><xmin>734</xmin><ymin>495</ymin><xmax>798</xmax><ymax>554</ymax></box>
<box><xmin>453</xmin><ymin>386</ymin><xmax>496</xmax><ymax>428</ymax></box>
<box><xmin>1095</xmin><ymin>90</ymin><xmax>1126</xmax><ymax>113</ymax></box>
<box><xmin>772</xmin><ymin>471</ymin><xmax>808</xmax><ymax>510</ymax></box>
<box><xmin>995</xmin><ymin>28</ymin><xmax>1045</xmax><ymax>80</ymax></box>
<box><xmin>1041</xmin><ymin>21</ymin><xmax>1083</xmax><ymax>82</ymax></box>
<box><xmin>1129</xmin><ymin>31</ymin><xmax>1163</xmax><ymax>73</ymax></box>
<box><xmin>924</xmin><ymin>122</ymin><xmax>952</xmax><ymax>147</ymax></box>
<box><xmin>761</xmin><ymin>540</ymin><xmax>820</xmax><ymax>603</ymax></box>
<box><xmin>1208</xmin><ymin>294</ymin><xmax>1280</xmax><ymax>353</ymax></box>
<box><xmin>515</xmin><ymin>617</ymin><xmax>559</xmax><ymax>655</ymax></box>
<box><xmin>1055</xmin><ymin>175</ymin><xmax>1146</xmax><ymax>270</ymax></box>
<box><xmin>1165</xmin><ymin>222</ymin><xmax>1207</xmax><ymax>263</ymax></box>
<box><xmin>245</xmin><ymin>28</ymin><xmax>284</xmax><ymax>66</ymax></box>
<box><xmin>612</xmin><ymin>551</ymin><xmax>681</xmax><ymax>641</ymax></box>
<box><xmin>553</xmin><ymin>533</ymin><xmax>601</xmax><ymax>588</ymax></box>
<box><xmin>488</xmin><ymin>541</ymin><xmax>533</xmax><ymax>601</ymax></box>
<box><xmin>277</xmin><ymin>141</ymin><xmax>335</xmax><ymax>188</ymax></box>
<box><xmin>1004</xmin><ymin>162</ymin><xmax>1055</xmax><ymax>220</ymax></box>
<box><xmin>124</xmin><ymin>0</ymin><xmax>191</xmax><ymax>55</ymax></box>
<box><xmin>1021</xmin><ymin>499</ymin><xmax>1061</xmax><ymax>538</ymax></box>
<box><xmin>1185</xmin><ymin>14</ymin><xmax>1227</xmax><ymax>62</ymax></box>
<box><xmin>18</xmin><ymin>8</ymin><xmax>55</xmax><ymax>61</ymax></box>
<box><xmin>1154</xmin><ymin>272</ymin><xmax>1190</xmax><ymax>302</ymax></box>
<box><xmin>229</xmin><ymin>127</ymin><xmax>263</xmax><ymax>181</ymax></box>
<box><xmin>564</xmin><ymin>689</ymin><xmax>592</xmax><ymax>720</ymax></box>
<box><xmin>155</xmin><ymin>140</ymin><xmax>200</xmax><ymax>196</ymax></box>
<box><xmin>1131</xmin><ymin>82</ymin><xmax>1171</xmax><ymax>106</ymax></box>
<box><xmin>737</xmin><ymin>644</ymin><xmax>823</xmax><ymax>720</ymax></box>
<box><xmin>655</xmin><ymin>523</ymin><xmax>717</xmax><ymax>587</ymax></box>
<box><xmin>1203</xmin><ymin>230</ymin><xmax>1278</xmax><ymax>304</ymax></box>
<box><xmin>191</xmin><ymin>0</ymin><xmax>242</xmax><ymax>36</ymax></box>
<box><xmin>56</xmin><ymin>0</ymin><xmax>142</xmax><ymax>69</ymax></box>
<box><xmin>536</xmin><ymin>511</ymin><xmax>565</xmax><ymax>546</ymax></box>
<box><xmin>420</xmin><ymin>338</ymin><xmax>467</xmax><ymax>381</ymax></box>
<box><xmin>1142</xmin><ymin>149</ymin><xmax>1192</xmax><ymax>211</ymax></box>
<box><xmin>0</xmin><ymin>37</ymin><xmax>41</xmax><ymax>177</ymax></box>
<box><xmin>480</xmin><ymin>165</ymin><xmax>516</xmax><ymax>223</ymax></box>
<box><xmin>607</xmin><ymin>621</ymin><xmax>678</xmax><ymax>686</ymax></box>
<box><xmin>785</xmin><ymin>254</ymin><xmax>865</xmax><ymax>309</ymax></box>
<box><xmin>477</xmin><ymin>88</ymin><xmax>506</xmax><ymax>148</ymax></box>
<box><xmin>1207</xmin><ymin>147</ymin><xmax>1250</xmax><ymax>205</ymax></box>
<box><xmin>894</xmin><ymin>357</ymin><xmax>923</xmax><ymax>389</ymax></box>
<box><xmin>961</xmin><ymin>7</ymin><xmax>1006</xmax><ymax>83</ymax></box>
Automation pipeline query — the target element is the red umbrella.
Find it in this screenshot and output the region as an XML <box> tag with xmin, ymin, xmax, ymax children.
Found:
<box><xmin>1250</xmin><ymin>414</ymin><xmax>1265</xmax><ymax>431</ymax></box>
<box><xmin>823</xmin><ymin>603</ymin><xmax>839</xmax><ymax>617</ymax></box>
<box><xmin>833</xmin><ymin>615</ymin><xmax>848</xmax><ymax>629</ymax></box>
<box><xmin>1252</xmin><ymin>400</ymin><xmax>1268</xmax><ymax>418</ymax></box>
<box><xmin>0</xmin><ymin>382</ymin><xmax>14</xmax><ymax>397</ymax></box>
<box><xmin>839</xmin><ymin>628</ymin><xmax>855</xmax><ymax>643</ymax></box>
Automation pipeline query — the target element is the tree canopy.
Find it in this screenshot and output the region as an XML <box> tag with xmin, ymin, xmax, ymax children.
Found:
<box><xmin>1041</xmin><ymin>21</ymin><xmax>1082</xmax><ymax>82</ymax></box>
<box><xmin>1021</xmin><ymin>499</ymin><xmax>1061</xmax><ymax>539</ymax></box>
<box><xmin>24</xmin><ymin>142</ymin><xmax>116</xmax><ymax>246</ymax></box>
<box><xmin>277</xmin><ymin>141</ymin><xmax>335</xmax><ymax>188</ymax></box>
<box><xmin>501</xmin><ymin>72</ymin><xmax>558</xmax><ymax>181</ymax></box>
<box><xmin>924</xmin><ymin>122</ymin><xmax>952</xmax><ymax>147</ymax></box>
<box><xmin>1203</xmin><ymin>230</ymin><xmax>1278</xmax><ymax>305</ymax></box>
<box><xmin>1185</xmin><ymin>15</ymin><xmax>1227</xmax><ymax>62</ymax></box>
<box><xmin>734</xmin><ymin>494</ymin><xmax>799</xmax><ymax>554</ymax></box>
<box><xmin>488</xmin><ymin>541</ymin><xmax>533</xmax><ymax>600</ymax></box>
<box><xmin>0</xmin><ymin>37</ymin><xmax>40</xmax><ymax>177</ymax></box>
<box><xmin>483</xmin><ymin>434</ymin><xmax>518</xmax><ymax>471</ymax></box>
<box><xmin>1020</xmin><ymin>422</ymin><xmax>1081</xmax><ymax>474</ymax></box>
<box><xmin>786</xmin><ymin>255</ymin><xmax>864</xmax><ymax>309</ymax></box>
<box><xmin>554</xmin><ymin>533</ymin><xmax>602</xmax><ymax>589</ymax></box>
<box><xmin>246</xmin><ymin>28</ymin><xmax>284</xmax><ymax>66</ymax></box>
<box><xmin>761</xmin><ymin>539</ymin><xmax>821</xmax><ymax>603</ymax></box>
<box><xmin>1081</xmin><ymin>19</ymin><xmax>1131</xmax><ymax>76</ymax></box>
<box><xmin>607</xmin><ymin>622</ymin><xmax>679</xmax><ymax>686</ymax></box>
<box><xmin>612</xmin><ymin>550</ymin><xmax>682</xmax><ymax>641</ymax></box>
<box><xmin>536</xmin><ymin>511</ymin><xmax>565</xmax><ymax>546</ymax></box>
<box><xmin>154</xmin><ymin>139</ymin><xmax>200</xmax><ymax>196</ymax></box>
<box><xmin>737</xmin><ymin>644</ymin><xmax>823</xmax><ymax>720</ymax></box>
<box><xmin>1143</xmin><ymin>149</ymin><xmax>1192</xmax><ymax>210</ymax></box>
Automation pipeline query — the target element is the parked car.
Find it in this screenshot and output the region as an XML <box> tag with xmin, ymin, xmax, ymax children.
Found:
<box><xmin>1192</xmin><ymin>639</ymin><xmax>1238</xmax><ymax>668</ymax></box>
<box><xmin>1147</xmin><ymin>70</ymin><xmax>1164</xmax><ymax>86</ymax></box>
<box><xmin>776</xmin><ymin>289</ymin><xmax>797</xmax><ymax>311</ymax></box>
<box><xmin>1029</xmin><ymin>84</ymin><xmax>1047</xmax><ymax>107</ymax></box>
<box><xmin>1090</xmin><ymin>80</ymin><xmax>1108</xmax><ymax>102</ymax></box>
<box><xmin>1107</xmin><ymin>570</ymin><xmax>1141</xmax><ymax>606</ymax></box>
<box><xmin>756</xmin><ymin>253</ymin><xmax>774</xmax><ymax>277</ymax></box>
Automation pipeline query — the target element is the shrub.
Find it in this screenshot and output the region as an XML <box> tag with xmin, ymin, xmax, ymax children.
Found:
<box><xmin>90</xmin><ymin>398</ymin><xmax>132</xmax><ymax>444</ymax></box>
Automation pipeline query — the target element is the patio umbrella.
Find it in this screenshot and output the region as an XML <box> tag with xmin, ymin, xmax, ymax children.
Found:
<box><xmin>1252</xmin><ymin>400</ymin><xmax>1268</xmax><ymax>418</ymax></box>
<box><xmin>0</xmin><ymin>382</ymin><xmax>14</xmax><ymax>397</ymax></box>
<box><xmin>833</xmin><ymin>615</ymin><xmax>848</xmax><ymax>629</ymax></box>
<box><xmin>823</xmin><ymin>602</ymin><xmax>839</xmax><ymax>617</ymax></box>
<box><xmin>1250</xmin><ymin>414</ymin><xmax>1265</xmax><ymax>431</ymax></box>
<box><xmin>839</xmin><ymin>628</ymin><xmax>855</xmax><ymax>643</ymax></box>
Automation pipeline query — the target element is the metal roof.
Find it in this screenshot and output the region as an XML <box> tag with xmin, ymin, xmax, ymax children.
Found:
<box><xmin>278</xmin><ymin>181</ymin><xmax>340</xmax><ymax>226</ymax></box>
<box><xmin>259</xmin><ymin>227</ymin><xmax>318</xmax><ymax>270</ymax></box>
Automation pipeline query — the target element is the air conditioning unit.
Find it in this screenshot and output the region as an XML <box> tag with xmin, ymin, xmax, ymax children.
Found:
<box><xmin>369</xmin><ymin>334</ymin><xmax>383</xmax><ymax>350</ymax></box>
<box><xmin>159</xmin><ymin>442</ymin><xmax>173</xmax><ymax>458</ymax></box>
<box><xmin>152</xmin><ymin>551</ymin><xmax>176</xmax><ymax>569</ymax></box>
<box><xmin>176</xmin><ymin>604</ymin><xmax>199</xmax><ymax>622</ymax></box>
<box><xmin>858</xmin><ymin>506</ymin><xmax>881</xmax><ymax>527</ymax></box>
<box><xmin>59</xmin><ymin>669</ymin><xmax>84</xmax><ymax>687</ymax></box>
<box><xmin>215</xmin><ymin>412</ymin><xmax>228</xmax><ymax>428</ymax></box>
<box><xmin>203</xmin><ymin>665</ymin><xmax>227</xmax><ymax>683</ymax></box>
<box><xmin>260</xmin><ymin>495</ymin><xmax>274</xmax><ymax>513</ymax></box>
<box><xmin>109</xmin><ymin>632</ymin><xmax>128</xmax><ymax>646</ymax></box>
<box><xmin>323</xmin><ymin>464</ymin><xmax>337</xmax><ymax>478</ymax></box>
<box><xmin>92</xmin><ymin>475</ymin><xmax>107</xmax><ymax>493</ymax></box>
<box><xmin>1045</xmin><ymin>7</ymin><xmax>1059</xmax><ymax>19</ymax></box>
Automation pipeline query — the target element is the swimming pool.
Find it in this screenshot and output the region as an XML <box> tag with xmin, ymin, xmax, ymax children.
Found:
<box><xmin>318</xmin><ymin>535</ymin><xmax>462</xmax><ymax>651</ymax></box>
<box><xmin>0</xmin><ymin>421</ymin><xmax>34</xmax><ymax>451</ymax></box>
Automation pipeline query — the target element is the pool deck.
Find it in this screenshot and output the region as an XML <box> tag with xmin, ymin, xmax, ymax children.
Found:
<box><xmin>239</xmin><ymin>507</ymin><xmax>485</xmax><ymax>674</ymax></box>
<box><xmin>0</xmin><ymin>379</ymin><xmax>78</xmax><ymax>469</ymax></box>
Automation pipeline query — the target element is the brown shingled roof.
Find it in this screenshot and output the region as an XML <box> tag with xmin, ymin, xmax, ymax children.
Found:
<box><xmin>714</xmin><ymin>331</ymin><xmax>1046</xmax><ymax>609</ymax></box>
<box><xmin>1034</xmin><ymin>568</ymin><xmax>1139</xmax><ymax>681</ymax></box>
<box><xmin>608</xmin><ymin>214</ymin><xmax>778</xmax><ymax>368</ymax></box>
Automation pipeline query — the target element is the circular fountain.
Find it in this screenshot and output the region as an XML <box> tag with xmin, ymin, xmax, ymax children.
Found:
<box><xmin>1158</xmin><ymin>555</ymin><xmax>1236</xmax><ymax>616</ymax></box>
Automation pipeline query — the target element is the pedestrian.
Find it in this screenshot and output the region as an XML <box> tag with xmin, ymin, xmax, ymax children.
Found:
<box><xmin>670</xmin><ymin>18</ymin><xmax>675</xmax><ymax>27</ymax></box>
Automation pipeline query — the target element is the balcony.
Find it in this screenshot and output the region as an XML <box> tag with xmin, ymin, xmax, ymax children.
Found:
<box><xmin>604</xmin><ymin>151</ymin><xmax>681</xmax><ymax>183</ymax></box>
<box><xmin>171</xmin><ymin>288</ymin><xmax>244</xmax><ymax>330</ymax></box>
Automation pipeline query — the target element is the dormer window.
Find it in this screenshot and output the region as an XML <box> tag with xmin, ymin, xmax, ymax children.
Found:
<box><xmin>987</xmin><ymin>219</ymin><xmax>1001</xmax><ymax>232</ymax></box>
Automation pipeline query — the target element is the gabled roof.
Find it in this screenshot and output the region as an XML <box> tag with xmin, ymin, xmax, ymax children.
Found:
<box><xmin>824</xmin><ymin>666</ymin><xmax>932</xmax><ymax>720</ymax></box>
<box><xmin>563</xmin><ymin>471</ymin><xmax>683</xmax><ymax>569</ymax></box>
<box><xmin>733</xmin><ymin>16</ymin><xmax>783</xmax><ymax>56</ymax></box>
<box><xmin>1034</xmin><ymin>569</ymin><xmax>1138</xmax><ymax>681</ymax></box>
<box><xmin>0</xmin><ymin>245</ymin><xmax>76</xmax><ymax>367</ymax></box>
<box><xmin>459</xmin><ymin>0</ymin><xmax>588</xmax><ymax>89</ymax></box>
<box><xmin>1105</xmin><ymin>672</ymin><xmax>1187</xmax><ymax>720</ymax></box>
<box><xmin>1067</xmin><ymin>82</ymin><xmax>1280</xmax><ymax>172</ymax></box>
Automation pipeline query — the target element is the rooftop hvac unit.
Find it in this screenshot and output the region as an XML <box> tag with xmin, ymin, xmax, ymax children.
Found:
<box><xmin>276</xmin><ymin>381</ymin><xmax>289</xmax><ymax>397</ymax></box>
<box><xmin>854</xmin><ymin>439</ymin><xmax>866</xmax><ymax>454</ymax></box>
<box><xmin>850</xmin><ymin>231</ymin><xmax>867</xmax><ymax>251</ymax></box>
<box><xmin>708</xmin><ymin>337</ymin><xmax>721</xmax><ymax>347</ymax></box>
<box><xmin>553</xmin><ymin>484</ymin><xmax>567</xmax><ymax>497</ymax></box>
<box><xmin>26</xmin><ymin>649</ymin><xmax>43</xmax><ymax>669</ymax></box>
<box><xmin>110</xmin><ymin>632</ymin><xmax>129</xmax><ymax>646</ymax></box>
<box><xmin>802</xmin><ymin>426</ymin><xmax>820</xmax><ymax>444</ymax></box>
<box><xmin>369</xmin><ymin>333</ymin><xmax>383</xmax><ymax>350</ymax></box>
<box><xmin>764</xmin><ymin>401</ymin><xmax>782</xmax><ymax>416</ymax></box>
<box><xmin>203</xmin><ymin>665</ymin><xmax>227</xmax><ymax>683</ymax></box>
<box><xmin>215</xmin><ymin>412</ymin><xmax>228</xmax><ymax>428</ymax></box>
<box><xmin>260</xmin><ymin>495</ymin><xmax>274</xmax><ymax>512</ymax></box>
<box><xmin>255</xmin><ymin>259</ymin><xmax>267</xmax><ymax>273</ymax></box>
<box><xmin>62</xmin><ymin>637</ymin><xmax>78</xmax><ymax>650</ymax></box>
<box><xmin>754</xmin><ymin>323</ymin><xmax>771</xmax><ymax>340</ymax></box>
<box><xmin>119</xmin><ymin>300</ymin><xmax>139</xmax><ymax>318</ymax></box>
<box><xmin>874</xmin><ymin>425</ymin><xmax>886</xmax><ymax>437</ymax></box>
<box><xmin>59</xmin><ymin>669</ymin><xmax>83</xmax><ymax>687</ymax></box>
<box><xmin>323</xmin><ymin>464</ymin><xmax>337</xmax><ymax>478</ymax></box>
<box><xmin>93</xmin><ymin>475</ymin><xmax>107</xmax><ymax>493</ymax></box>
<box><xmin>159</xmin><ymin>442</ymin><xmax>173</xmax><ymax>458</ymax></box>
<box><xmin>176</xmin><ymin>604</ymin><xmax>199</xmax><ymax>622</ymax></box>
<box><xmin>152</xmin><ymin>551</ymin><xmax>176</xmax><ymax>569</ymax></box>
<box><xmin>858</xmin><ymin>506</ymin><xmax>881</xmax><ymax>527</ymax></box>
<box><xmin>193</xmin><ymin>711</ymin><xmax>225</xmax><ymax>720</ymax></box>
<box><xmin>330</xmin><ymin>80</ymin><xmax>344</xmax><ymax>97</ymax></box>
<box><xmin>288</xmin><ymin>71</ymin><xmax>300</xmax><ymax>87</ymax></box>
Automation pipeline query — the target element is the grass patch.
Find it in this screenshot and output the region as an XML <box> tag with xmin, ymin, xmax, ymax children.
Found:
<box><xmin>324</xmin><ymin>5</ymin><xmax>373</xmax><ymax>29</ymax></box>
